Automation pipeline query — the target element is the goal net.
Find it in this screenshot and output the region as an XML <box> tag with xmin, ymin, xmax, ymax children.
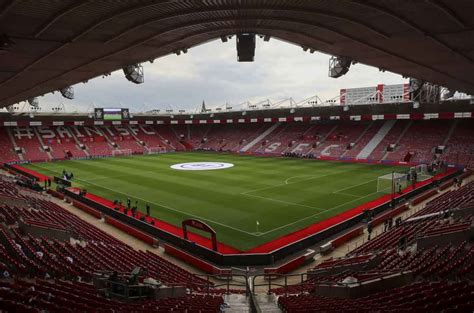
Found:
<box><xmin>410</xmin><ymin>164</ymin><xmax>432</xmax><ymax>181</ymax></box>
<box><xmin>377</xmin><ymin>173</ymin><xmax>409</xmax><ymax>193</ymax></box>
<box><xmin>146</xmin><ymin>146</ymin><xmax>165</xmax><ymax>154</ymax></box>
<box><xmin>112</xmin><ymin>149</ymin><xmax>133</xmax><ymax>157</ymax></box>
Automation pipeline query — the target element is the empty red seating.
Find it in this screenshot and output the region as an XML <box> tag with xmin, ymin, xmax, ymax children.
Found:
<box><xmin>0</xmin><ymin>279</ymin><xmax>223</xmax><ymax>313</ymax></box>
<box><xmin>278</xmin><ymin>280</ymin><xmax>474</xmax><ymax>313</ymax></box>
<box><xmin>368</xmin><ymin>120</ymin><xmax>409</xmax><ymax>160</ymax></box>
<box><xmin>385</xmin><ymin>120</ymin><xmax>452</xmax><ymax>163</ymax></box>
<box><xmin>442</xmin><ymin>120</ymin><xmax>474</xmax><ymax>167</ymax></box>
<box><xmin>10</xmin><ymin>127</ymin><xmax>50</xmax><ymax>162</ymax></box>
<box><xmin>0</xmin><ymin>127</ymin><xmax>19</xmax><ymax>163</ymax></box>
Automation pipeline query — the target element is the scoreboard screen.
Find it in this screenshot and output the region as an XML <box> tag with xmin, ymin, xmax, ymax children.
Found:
<box><xmin>94</xmin><ymin>108</ymin><xmax>130</xmax><ymax>121</ymax></box>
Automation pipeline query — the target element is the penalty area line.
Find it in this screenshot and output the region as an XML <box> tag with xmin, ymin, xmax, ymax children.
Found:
<box><xmin>241</xmin><ymin>193</ymin><xmax>325</xmax><ymax>211</ymax></box>
<box><xmin>258</xmin><ymin>190</ymin><xmax>384</xmax><ymax>236</ymax></box>
<box><xmin>31</xmin><ymin>164</ymin><xmax>260</xmax><ymax>237</ymax></box>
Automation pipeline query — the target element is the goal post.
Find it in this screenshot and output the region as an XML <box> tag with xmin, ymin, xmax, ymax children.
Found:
<box><xmin>146</xmin><ymin>146</ymin><xmax>165</xmax><ymax>154</ymax></box>
<box><xmin>112</xmin><ymin>149</ymin><xmax>133</xmax><ymax>157</ymax></box>
<box><xmin>377</xmin><ymin>172</ymin><xmax>409</xmax><ymax>194</ymax></box>
<box><xmin>410</xmin><ymin>164</ymin><xmax>432</xmax><ymax>181</ymax></box>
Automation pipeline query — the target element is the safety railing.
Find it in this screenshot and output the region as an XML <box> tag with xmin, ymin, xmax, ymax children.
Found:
<box><xmin>251</xmin><ymin>272</ymin><xmax>308</xmax><ymax>295</ymax></box>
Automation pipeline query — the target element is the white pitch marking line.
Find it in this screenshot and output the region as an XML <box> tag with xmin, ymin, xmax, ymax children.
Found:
<box><xmin>332</xmin><ymin>178</ymin><xmax>377</xmax><ymax>194</ymax></box>
<box><xmin>86</xmin><ymin>174</ymin><xmax>131</xmax><ymax>182</ymax></box>
<box><xmin>333</xmin><ymin>192</ymin><xmax>361</xmax><ymax>198</ymax></box>
<box><xmin>31</xmin><ymin>164</ymin><xmax>259</xmax><ymax>237</ymax></box>
<box><xmin>284</xmin><ymin>175</ymin><xmax>319</xmax><ymax>185</ymax></box>
<box><xmin>257</xmin><ymin>190</ymin><xmax>384</xmax><ymax>236</ymax></box>
<box><xmin>242</xmin><ymin>167</ymin><xmax>359</xmax><ymax>195</ymax></box>
<box><xmin>241</xmin><ymin>193</ymin><xmax>325</xmax><ymax>211</ymax></box>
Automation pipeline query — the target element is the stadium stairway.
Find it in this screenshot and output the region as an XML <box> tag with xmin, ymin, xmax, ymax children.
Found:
<box><xmin>240</xmin><ymin>122</ymin><xmax>281</xmax><ymax>152</ymax></box>
<box><xmin>382</xmin><ymin>120</ymin><xmax>413</xmax><ymax>160</ymax></box>
<box><xmin>357</xmin><ymin>120</ymin><xmax>396</xmax><ymax>159</ymax></box>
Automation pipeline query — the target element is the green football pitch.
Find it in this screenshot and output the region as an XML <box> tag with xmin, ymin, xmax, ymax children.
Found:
<box><xmin>25</xmin><ymin>152</ymin><xmax>406</xmax><ymax>250</ymax></box>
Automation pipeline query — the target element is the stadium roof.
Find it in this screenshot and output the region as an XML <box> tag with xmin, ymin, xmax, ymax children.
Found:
<box><xmin>1</xmin><ymin>0</ymin><xmax>473</xmax><ymax>108</ymax></box>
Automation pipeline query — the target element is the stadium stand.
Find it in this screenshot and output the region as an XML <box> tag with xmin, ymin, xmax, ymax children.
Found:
<box><xmin>273</xmin><ymin>179</ymin><xmax>473</xmax><ymax>312</ymax></box>
<box><xmin>384</xmin><ymin>121</ymin><xmax>452</xmax><ymax>163</ymax></box>
<box><xmin>0</xmin><ymin>175</ymin><xmax>224</xmax><ymax>312</ymax></box>
<box><xmin>128</xmin><ymin>125</ymin><xmax>169</xmax><ymax>152</ymax></box>
<box><xmin>442</xmin><ymin>120</ymin><xmax>474</xmax><ymax>168</ymax></box>
<box><xmin>1</xmin><ymin>121</ymin><xmax>473</xmax><ymax>168</ymax></box>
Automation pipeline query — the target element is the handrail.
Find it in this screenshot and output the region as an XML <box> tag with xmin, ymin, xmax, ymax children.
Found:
<box><xmin>252</xmin><ymin>272</ymin><xmax>308</xmax><ymax>295</ymax></box>
<box><xmin>193</xmin><ymin>273</ymin><xmax>250</xmax><ymax>295</ymax></box>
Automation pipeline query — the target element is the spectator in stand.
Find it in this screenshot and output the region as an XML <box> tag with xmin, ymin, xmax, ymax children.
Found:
<box><xmin>367</xmin><ymin>221</ymin><xmax>373</xmax><ymax>241</ymax></box>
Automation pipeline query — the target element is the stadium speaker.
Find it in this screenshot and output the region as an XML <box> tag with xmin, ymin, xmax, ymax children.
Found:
<box><xmin>236</xmin><ymin>33</ymin><xmax>256</xmax><ymax>62</ymax></box>
<box><xmin>60</xmin><ymin>86</ymin><xmax>74</xmax><ymax>100</ymax></box>
<box><xmin>122</xmin><ymin>64</ymin><xmax>144</xmax><ymax>84</ymax></box>
<box><xmin>328</xmin><ymin>56</ymin><xmax>352</xmax><ymax>78</ymax></box>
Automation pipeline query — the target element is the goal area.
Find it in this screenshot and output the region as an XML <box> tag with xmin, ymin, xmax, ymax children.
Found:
<box><xmin>146</xmin><ymin>146</ymin><xmax>165</xmax><ymax>154</ymax></box>
<box><xmin>377</xmin><ymin>173</ymin><xmax>409</xmax><ymax>193</ymax></box>
<box><xmin>112</xmin><ymin>149</ymin><xmax>133</xmax><ymax>157</ymax></box>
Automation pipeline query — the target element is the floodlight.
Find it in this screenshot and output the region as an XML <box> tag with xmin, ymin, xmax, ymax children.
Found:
<box><xmin>328</xmin><ymin>56</ymin><xmax>352</xmax><ymax>78</ymax></box>
<box><xmin>28</xmin><ymin>97</ymin><xmax>39</xmax><ymax>108</ymax></box>
<box><xmin>60</xmin><ymin>86</ymin><xmax>74</xmax><ymax>100</ymax></box>
<box><xmin>122</xmin><ymin>64</ymin><xmax>144</xmax><ymax>84</ymax></box>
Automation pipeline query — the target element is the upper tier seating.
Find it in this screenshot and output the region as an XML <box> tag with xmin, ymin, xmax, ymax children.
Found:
<box><xmin>0</xmin><ymin>127</ymin><xmax>19</xmax><ymax>163</ymax></box>
<box><xmin>201</xmin><ymin>124</ymin><xmax>272</xmax><ymax>152</ymax></box>
<box><xmin>343</xmin><ymin>121</ymin><xmax>384</xmax><ymax>158</ymax></box>
<box><xmin>442</xmin><ymin>120</ymin><xmax>474</xmax><ymax>168</ymax></box>
<box><xmin>101</xmin><ymin>126</ymin><xmax>145</xmax><ymax>154</ymax></box>
<box><xmin>128</xmin><ymin>125</ymin><xmax>170</xmax><ymax>151</ymax></box>
<box><xmin>0</xmin><ymin>120</ymin><xmax>473</xmax><ymax>168</ymax></box>
<box><xmin>10</xmin><ymin>127</ymin><xmax>50</xmax><ymax>162</ymax></box>
<box><xmin>385</xmin><ymin>121</ymin><xmax>452</xmax><ymax>163</ymax></box>
<box><xmin>155</xmin><ymin>125</ymin><xmax>186</xmax><ymax>150</ymax></box>
<box><xmin>37</xmin><ymin>127</ymin><xmax>87</xmax><ymax>159</ymax></box>
<box><xmin>368</xmin><ymin>120</ymin><xmax>409</xmax><ymax>161</ymax></box>
<box><xmin>253</xmin><ymin>123</ymin><xmax>314</xmax><ymax>154</ymax></box>
<box><xmin>312</xmin><ymin>122</ymin><xmax>369</xmax><ymax>158</ymax></box>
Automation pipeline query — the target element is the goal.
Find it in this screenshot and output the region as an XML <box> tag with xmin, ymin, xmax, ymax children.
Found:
<box><xmin>410</xmin><ymin>164</ymin><xmax>432</xmax><ymax>181</ymax></box>
<box><xmin>146</xmin><ymin>146</ymin><xmax>165</xmax><ymax>154</ymax></box>
<box><xmin>112</xmin><ymin>149</ymin><xmax>133</xmax><ymax>157</ymax></box>
<box><xmin>377</xmin><ymin>172</ymin><xmax>409</xmax><ymax>193</ymax></box>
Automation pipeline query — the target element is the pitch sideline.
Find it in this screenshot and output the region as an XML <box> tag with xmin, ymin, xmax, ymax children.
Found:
<box><xmin>30</xmin><ymin>163</ymin><xmax>386</xmax><ymax>240</ymax></box>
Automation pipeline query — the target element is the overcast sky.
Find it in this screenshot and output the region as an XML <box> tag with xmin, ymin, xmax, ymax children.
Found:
<box><xmin>38</xmin><ymin>37</ymin><xmax>406</xmax><ymax>113</ymax></box>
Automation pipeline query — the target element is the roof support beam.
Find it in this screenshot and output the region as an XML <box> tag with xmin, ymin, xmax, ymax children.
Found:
<box><xmin>352</xmin><ymin>0</ymin><xmax>474</xmax><ymax>63</ymax></box>
<box><xmin>0</xmin><ymin>0</ymin><xmax>17</xmax><ymax>18</ymax></box>
<box><xmin>103</xmin><ymin>6</ymin><xmax>390</xmax><ymax>44</ymax></box>
<box><xmin>2</xmin><ymin>16</ymin><xmax>474</xmax><ymax>105</ymax></box>
<box><xmin>34</xmin><ymin>0</ymin><xmax>91</xmax><ymax>38</ymax></box>
<box><xmin>426</xmin><ymin>0</ymin><xmax>467</xmax><ymax>29</ymax></box>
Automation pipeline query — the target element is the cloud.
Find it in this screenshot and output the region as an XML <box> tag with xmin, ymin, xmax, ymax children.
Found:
<box><xmin>39</xmin><ymin>37</ymin><xmax>405</xmax><ymax>113</ymax></box>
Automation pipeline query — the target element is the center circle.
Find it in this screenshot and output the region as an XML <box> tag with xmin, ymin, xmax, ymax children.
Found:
<box><xmin>170</xmin><ymin>162</ymin><xmax>234</xmax><ymax>171</ymax></box>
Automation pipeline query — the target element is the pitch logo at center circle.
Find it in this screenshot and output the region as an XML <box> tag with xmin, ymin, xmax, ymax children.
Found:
<box><xmin>170</xmin><ymin>162</ymin><xmax>234</xmax><ymax>171</ymax></box>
